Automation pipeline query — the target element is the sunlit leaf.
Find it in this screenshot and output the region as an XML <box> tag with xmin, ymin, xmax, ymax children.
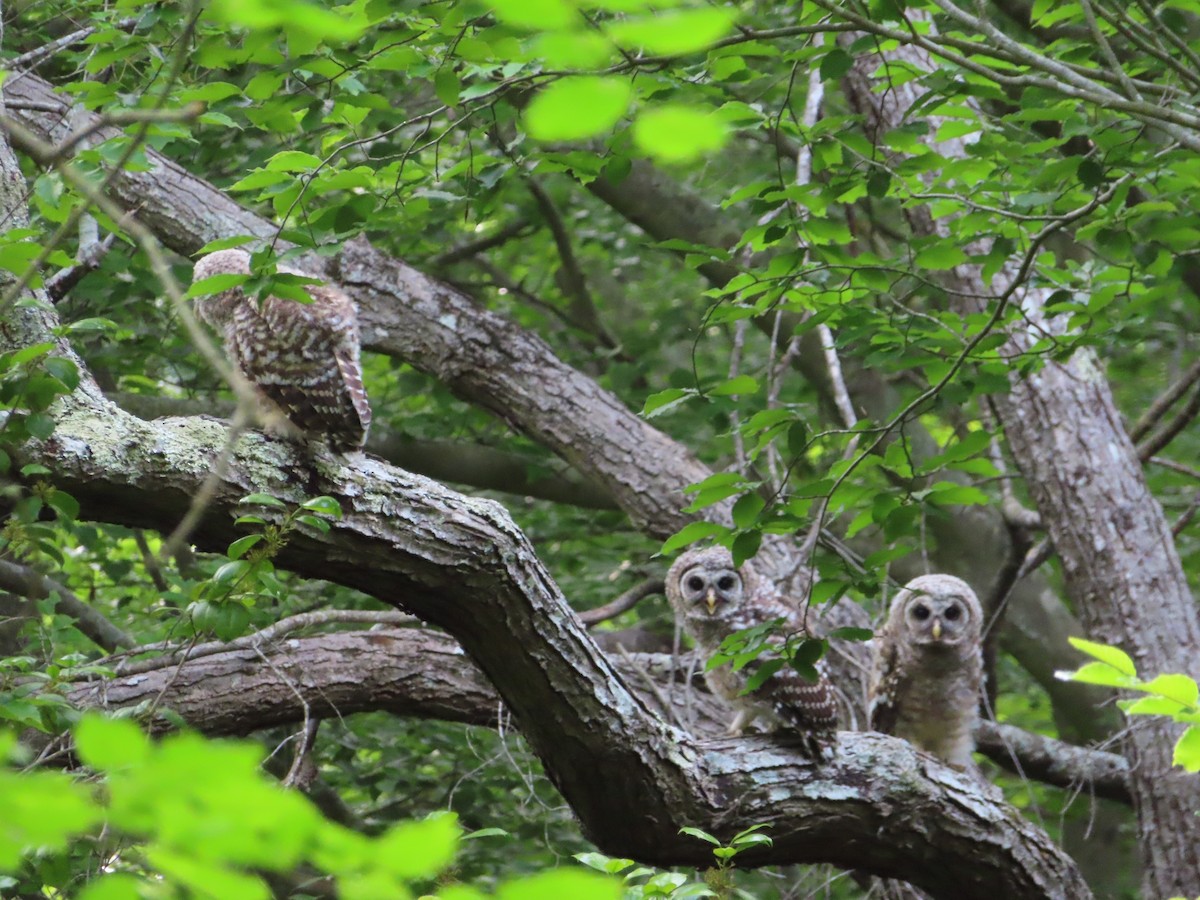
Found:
<box><xmin>524</xmin><ymin>77</ymin><xmax>632</xmax><ymax>141</ymax></box>
<box><xmin>633</xmin><ymin>106</ymin><xmax>728</xmax><ymax>163</ymax></box>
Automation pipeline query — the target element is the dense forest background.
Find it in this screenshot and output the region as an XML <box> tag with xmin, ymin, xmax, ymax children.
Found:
<box><xmin>1</xmin><ymin>0</ymin><xmax>1198</xmax><ymax>897</ymax></box>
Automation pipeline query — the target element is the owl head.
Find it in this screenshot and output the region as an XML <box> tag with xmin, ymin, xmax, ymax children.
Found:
<box><xmin>192</xmin><ymin>249</ymin><xmax>253</xmax><ymax>326</ymax></box>
<box><xmin>887</xmin><ymin>574</ymin><xmax>981</xmax><ymax>648</ymax></box>
<box><xmin>665</xmin><ymin>545</ymin><xmax>755</xmax><ymax>624</ymax></box>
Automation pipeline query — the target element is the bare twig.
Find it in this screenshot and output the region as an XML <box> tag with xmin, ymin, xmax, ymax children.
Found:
<box><xmin>2</xmin><ymin>19</ymin><xmax>139</xmax><ymax>76</ymax></box>
<box><xmin>0</xmin><ymin>558</ymin><xmax>133</xmax><ymax>651</ymax></box>
<box><xmin>46</xmin><ymin>232</ymin><xmax>117</xmax><ymax>302</ymax></box>
<box><xmin>579</xmin><ymin>577</ymin><xmax>665</xmax><ymax>626</ymax></box>
<box><xmin>1136</xmin><ymin>385</ymin><xmax>1200</xmax><ymax>461</ymax></box>
<box><xmin>1130</xmin><ymin>358</ymin><xmax>1200</xmax><ymax>443</ymax></box>
<box><xmin>429</xmin><ymin>218</ymin><xmax>533</xmax><ymax>268</ymax></box>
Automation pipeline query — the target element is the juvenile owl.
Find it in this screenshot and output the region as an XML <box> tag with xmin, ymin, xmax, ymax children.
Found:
<box><xmin>666</xmin><ymin>546</ymin><xmax>838</xmax><ymax>757</ymax></box>
<box><xmin>191</xmin><ymin>249</ymin><xmax>371</xmax><ymax>451</ymax></box>
<box><xmin>869</xmin><ymin>574</ymin><xmax>983</xmax><ymax>770</ymax></box>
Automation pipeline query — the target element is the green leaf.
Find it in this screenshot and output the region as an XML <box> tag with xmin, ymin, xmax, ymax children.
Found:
<box><xmin>212</xmin><ymin>560</ymin><xmax>252</xmax><ymax>586</ymax></box>
<box><xmin>75</xmin><ymin>714</ymin><xmax>150</xmax><ymax>771</ymax></box>
<box><xmin>227</xmin><ymin>534</ymin><xmax>264</xmax><ymax>560</ymax></box>
<box><xmin>633</xmin><ymin>106</ymin><xmax>729</xmax><ymax>164</ymax></box>
<box><xmin>186</xmin><ymin>273</ymin><xmax>247</xmax><ymax>299</ymax></box>
<box><xmin>265</xmin><ymin>151</ymin><xmax>322</xmax><ymax>172</ymax></box>
<box><xmin>300</xmin><ymin>495</ymin><xmax>342</xmax><ymax>517</ymax></box>
<box><xmin>532</xmin><ymin>32</ymin><xmax>614</xmax><ymax>69</ymax></box>
<box><xmin>1173</xmin><ymin>724</ymin><xmax>1200</xmax><ymax>772</ymax></box>
<box><xmin>46</xmin><ymin>490</ymin><xmax>79</xmax><ymax>521</ymax></box>
<box><xmin>43</xmin><ymin>356</ymin><xmax>80</xmax><ymax>389</ymax></box>
<box><xmin>207</xmin><ymin>0</ymin><xmax>366</xmax><ymax>43</ymax></box>
<box><xmin>497</xmin><ymin>868</ymin><xmax>621</xmax><ymax>900</ymax></box>
<box><xmin>1056</xmin><ymin>661</ymin><xmax>1135</xmax><ymax>688</ymax></box>
<box><xmin>239</xmin><ymin>493</ymin><xmax>287</xmax><ymax>508</ymax></box>
<box><xmin>486</xmin><ymin>0</ymin><xmax>577</xmax><ymax>29</ymax></box>
<box><xmin>677</xmin><ymin>827</ymin><xmax>721</xmax><ymax>846</ymax></box>
<box><xmin>741</xmin><ymin>658</ymin><xmax>784</xmax><ymax>692</ymax></box>
<box><xmin>660</xmin><ymin>521</ymin><xmax>726</xmax><ymax>556</ymax></box>
<box><xmin>464</xmin><ymin>827</ymin><xmax>510</xmax><ymax>841</ymax></box>
<box><xmin>524</xmin><ymin>78</ymin><xmax>632</xmax><ymax>141</ymax></box>
<box><xmin>76</xmin><ymin>873</ymin><xmax>146</xmax><ymax>900</ymax></box>
<box><xmin>731</xmin><ymin>529</ymin><xmax>761</xmax><ymax>567</ymax></box>
<box><xmin>710</xmin><ymin>374</ymin><xmax>758</xmax><ymax>397</ymax></box>
<box><xmin>819</xmin><ymin>48</ymin><xmax>853</xmax><ymax>81</ymax></box>
<box><xmin>574</xmin><ymin>852</ymin><xmax>634</xmax><ymax>874</ymax></box>
<box><xmin>1137</xmin><ymin>673</ymin><xmax>1199</xmax><ymax>707</ymax></box>
<box><xmin>642</xmin><ymin>387</ymin><xmax>697</xmax><ymax>417</ymax></box>
<box><xmin>914</xmin><ymin>244</ymin><xmax>968</xmax><ymax>270</ymax></box>
<box><xmin>377</xmin><ymin>813</ymin><xmax>460</xmax><ymax>880</ymax></box>
<box><xmin>829</xmin><ymin>626</ymin><xmax>874</xmax><ymax>642</ymax></box>
<box><xmin>731</xmin><ymin>492</ymin><xmax>765</xmax><ymax>529</ymax></box>
<box><xmin>25</xmin><ymin>412</ymin><xmax>55</xmax><ymax>440</ymax></box>
<box><xmin>606</xmin><ymin>9</ymin><xmax>736</xmax><ymax>55</ymax></box>
<box><xmin>1067</xmin><ymin>637</ymin><xmax>1137</xmax><ymax>677</ymax></box>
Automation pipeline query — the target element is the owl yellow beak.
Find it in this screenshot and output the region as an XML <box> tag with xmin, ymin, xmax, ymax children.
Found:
<box><xmin>706</xmin><ymin>589</ymin><xmax>718</xmax><ymax>615</ymax></box>
<box><xmin>932</xmin><ymin>618</ymin><xmax>943</xmax><ymax>640</ymax></box>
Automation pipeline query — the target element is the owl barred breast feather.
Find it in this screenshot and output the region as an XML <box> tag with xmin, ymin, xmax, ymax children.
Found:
<box><xmin>191</xmin><ymin>249</ymin><xmax>371</xmax><ymax>451</ymax></box>
<box><xmin>868</xmin><ymin>574</ymin><xmax>984</xmax><ymax>771</ymax></box>
<box><xmin>665</xmin><ymin>546</ymin><xmax>839</xmax><ymax>758</ymax></box>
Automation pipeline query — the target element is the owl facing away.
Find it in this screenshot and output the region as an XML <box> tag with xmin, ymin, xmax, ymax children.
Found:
<box><xmin>869</xmin><ymin>574</ymin><xmax>984</xmax><ymax>771</ymax></box>
<box><xmin>666</xmin><ymin>546</ymin><xmax>838</xmax><ymax>757</ymax></box>
<box><xmin>191</xmin><ymin>249</ymin><xmax>371</xmax><ymax>451</ymax></box>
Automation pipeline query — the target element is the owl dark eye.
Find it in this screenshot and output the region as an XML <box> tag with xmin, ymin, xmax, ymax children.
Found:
<box><xmin>912</xmin><ymin>603</ymin><xmax>931</xmax><ymax>621</ymax></box>
<box><xmin>944</xmin><ymin>603</ymin><xmax>962</xmax><ymax>621</ymax></box>
<box><xmin>716</xmin><ymin>575</ymin><xmax>736</xmax><ymax>591</ymax></box>
<box><xmin>687</xmin><ymin>575</ymin><xmax>705</xmax><ymax>592</ymax></box>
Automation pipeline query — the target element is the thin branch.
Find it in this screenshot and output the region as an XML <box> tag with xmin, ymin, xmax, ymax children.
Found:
<box><xmin>2</xmin><ymin>19</ymin><xmax>139</xmax><ymax>76</ymax></box>
<box><xmin>1129</xmin><ymin>357</ymin><xmax>1200</xmax><ymax>443</ymax></box>
<box><xmin>0</xmin><ymin>558</ymin><xmax>134</xmax><ymax>651</ymax></box>
<box><xmin>46</xmin><ymin>232</ymin><xmax>117</xmax><ymax>302</ymax></box>
<box><xmin>1136</xmin><ymin>385</ymin><xmax>1200</xmax><ymax>461</ymax></box>
<box><xmin>1149</xmin><ymin>456</ymin><xmax>1200</xmax><ymax>482</ymax></box>
<box><xmin>428</xmin><ymin>218</ymin><xmax>534</xmax><ymax>268</ymax></box>
<box><xmin>579</xmin><ymin>577</ymin><xmax>665</xmax><ymax>626</ymax></box>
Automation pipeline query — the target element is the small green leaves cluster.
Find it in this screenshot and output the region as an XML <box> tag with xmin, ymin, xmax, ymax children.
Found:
<box><xmin>0</xmin><ymin>341</ymin><xmax>81</xmax><ymax>564</ymax></box>
<box><xmin>0</xmin><ymin>716</ymin><xmax>623</xmax><ymax>900</ymax></box>
<box><xmin>1057</xmin><ymin>638</ymin><xmax>1200</xmax><ymax>772</ymax></box>
<box><xmin>576</xmin><ymin>825</ymin><xmax>770</xmax><ymax>900</ymax></box>
<box><xmin>187</xmin><ymin>494</ymin><xmax>342</xmax><ymax>640</ymax></box>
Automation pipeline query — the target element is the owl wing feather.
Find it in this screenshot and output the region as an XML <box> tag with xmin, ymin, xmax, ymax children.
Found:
<box><xmin>230</xmin><ymin>287</ymin><xmax>370</xmax><ymax>450</ymax></box>
<box><xmin>868</xmin><ymin>637</ymin><xmax>904</xmax><ymax>735</ymax></box>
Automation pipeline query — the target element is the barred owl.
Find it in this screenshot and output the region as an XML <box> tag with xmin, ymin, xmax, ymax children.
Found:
<box><xmin>666</xmin><ymin>546</ymin><xmax>838</xmax><ymax>757</ymax></box>
<box><xmin>868</xmin><ymin>574</ymin><xmax>983</xmax><ymax>770</ymax></box>
<box><xmin>191</xmin><ymin>249</ymin><xmax>371</xmax><ymax>451</ymax></box>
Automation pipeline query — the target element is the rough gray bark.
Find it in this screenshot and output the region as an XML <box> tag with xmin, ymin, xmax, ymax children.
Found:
<box><xmin>112</xmin><ymin>392</ymin><xmax>615</xmax><ymax>509</ymax></box>
<box><xmin>839</xmin><ymin>22</ymin><xmax>1200</xmax><ymax>896</ymax></box>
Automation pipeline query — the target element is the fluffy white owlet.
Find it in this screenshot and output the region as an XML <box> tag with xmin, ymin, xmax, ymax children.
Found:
<box><xmin>666</xmin><ymin>546</ymin><xmax>839</xmax><ymax>757</ymax></box>
<box><xmin>869</xmin><ymin>574</ymin><xmax>984</xmax><ymax>770</ymax></box>
<box><xmin>191</xmin><ymin>249</ymin><xmax>371</xmax><ymax>451</ymax></box>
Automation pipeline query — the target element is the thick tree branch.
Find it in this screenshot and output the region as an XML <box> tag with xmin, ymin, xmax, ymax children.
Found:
<box><xmin>111</xmin><ymin>392</ymin><xmax>617</xmax><ymax>510</ymax></box>
<box><xmin>61</xmin><ymin>626</ymin><xmax>1131</xmax><ymax>805</ymax></box>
